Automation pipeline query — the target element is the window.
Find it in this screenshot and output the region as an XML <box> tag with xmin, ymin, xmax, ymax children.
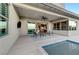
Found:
<box><xmin>53</xmin><ymin>22</ymin><xmax>60</xmax><ymax>30</ymax></box>
<box><xmin>0</xmin><ymin>3</ymin><xmax>8</xmax><ymax>37</ymax></box>
<box><xmin>53</xmin><ymin>20</ymin><xmax>68</xmax><ymax>30</ymax></box>
<box><xmin>56</xmin><ymin>22</ymin><xmax>60</xmax><ymax>30</ymax></box>
<box><xmin>53</xmin><ymin>23</ymin><xmax>56</xmax><ymax>30</ymax></box>
<box><xmin>53</xmin><ymin>20</ymin><xmax>77</xmax><ymax>31</ymax></box>
<box><xmin>0</xmin><ymin>4</ymin><xmax>8</xmax><ymax>17</ymax></box>
<box><xmin>61</xmin><ymin>21</ymin><xmax>68</xmax><ymax>30</ymax></box>
<box><xmin>27</xmin><ymin>22</ymin><xmax>36</xmax><ymax>34</ymax></box>
<box><xmin>69</xmin><ymin>20</ymin><xmax>77</xmax><ymax>30</ymax></box>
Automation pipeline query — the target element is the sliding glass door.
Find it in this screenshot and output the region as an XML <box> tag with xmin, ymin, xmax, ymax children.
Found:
<box><xmin>27</xmin><ymin>22</ymin><xmax>36</xmax><ymax>34</ymax></box>
<box><xmin>0</xmin><ymin>3</ymin><xmax>8</xmax><ymax>37</ymax></box>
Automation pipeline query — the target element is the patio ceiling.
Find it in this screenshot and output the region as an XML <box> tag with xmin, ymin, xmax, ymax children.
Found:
<box><xmin>13</xmin><ymin>3</ymin><xmax>66</xmax><ymax>21</ymax></box>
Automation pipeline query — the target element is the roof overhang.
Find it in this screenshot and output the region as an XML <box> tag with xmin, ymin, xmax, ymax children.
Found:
<box><xmin>25</xmin><ymin>3</ymin><xmax>79</xmax><ymax>20</ymax></box>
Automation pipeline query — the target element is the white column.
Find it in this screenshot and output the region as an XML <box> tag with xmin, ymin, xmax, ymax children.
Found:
<box><xmin>20</xmin><ymin>19</ymin><xmax>28</xmax><ymax>36</ymax></box>
<box><xmin>47</xmin><ymin>22</ymin><xmax>53</xmax><ymax>32</ymax></box>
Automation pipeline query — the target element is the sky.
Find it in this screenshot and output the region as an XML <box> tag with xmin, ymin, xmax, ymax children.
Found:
<box><xmin>65</xmin><ymin>3</ymin><xmax>79</xmax><ymax>14</ymax></box>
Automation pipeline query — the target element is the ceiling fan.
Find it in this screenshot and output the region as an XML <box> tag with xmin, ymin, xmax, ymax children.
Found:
<box><xmin>41</xmin><ymin>16</ymin><xmax>48</xmax><ymax>21</ymax></box>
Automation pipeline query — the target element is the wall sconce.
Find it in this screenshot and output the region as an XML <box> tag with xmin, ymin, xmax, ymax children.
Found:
<box><xmin>17</xmin><ymin>21</ymin><xmax>21</xmax><ymax>28</ymax></box>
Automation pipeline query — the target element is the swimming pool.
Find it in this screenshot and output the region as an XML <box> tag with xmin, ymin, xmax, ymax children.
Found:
<box><xmin>42</xmin><ymin>40</ymin><xmax>79</xmax><ymax>55</ymax></box>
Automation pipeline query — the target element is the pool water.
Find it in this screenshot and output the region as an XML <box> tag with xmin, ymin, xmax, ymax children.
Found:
<box><xmin>42</xmin><ymin>40</ymin><xmax>79</xmax><ymax>55</ymax></box>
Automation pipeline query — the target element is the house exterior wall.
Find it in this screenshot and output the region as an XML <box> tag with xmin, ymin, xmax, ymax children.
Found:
<box><xmin>20</xmin><ymin>18</ymin><xmax>69</xmax><ymax>36</ymax></box>
<box><xmin>0</xmin><ymin>4</ymin><xmax>20</xmax><ymax>54</ymax></box>
<box><xmin>20</xmin><ymin>18</ymin><xmax>52</xmax><ymax>36</ymax></box>
<box><xmin>52</xmin><ymin>18</ymin><xmax>79</xmax><ymax>36</ymax></box>
<box><xmin>68</xmin><ymin>18</ymin><xmax>79</xmax><ymax>36</ymax></box>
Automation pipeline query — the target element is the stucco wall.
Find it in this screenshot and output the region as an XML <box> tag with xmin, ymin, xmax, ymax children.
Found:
<box><xmin>0</xmin><ymin>4</ymin><xmax>20</xmax><ymax>54</ymax></box>
<box><xmin>68</xmin><ymin>18</ymin><xmax>79</xmax><ymax>36</ymax></box>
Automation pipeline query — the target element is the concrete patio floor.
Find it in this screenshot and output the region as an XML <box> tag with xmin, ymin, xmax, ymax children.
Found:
<box><xmin>7</xmin><ymin>34</ymin><xmax>79</xmax><ymax>55</ymax></box>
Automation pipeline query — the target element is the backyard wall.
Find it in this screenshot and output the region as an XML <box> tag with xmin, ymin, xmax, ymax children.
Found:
<box><xmin>0</xmin><ymin>4</ymin><xmax>20</xmax><ymax>54</ymax></box>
